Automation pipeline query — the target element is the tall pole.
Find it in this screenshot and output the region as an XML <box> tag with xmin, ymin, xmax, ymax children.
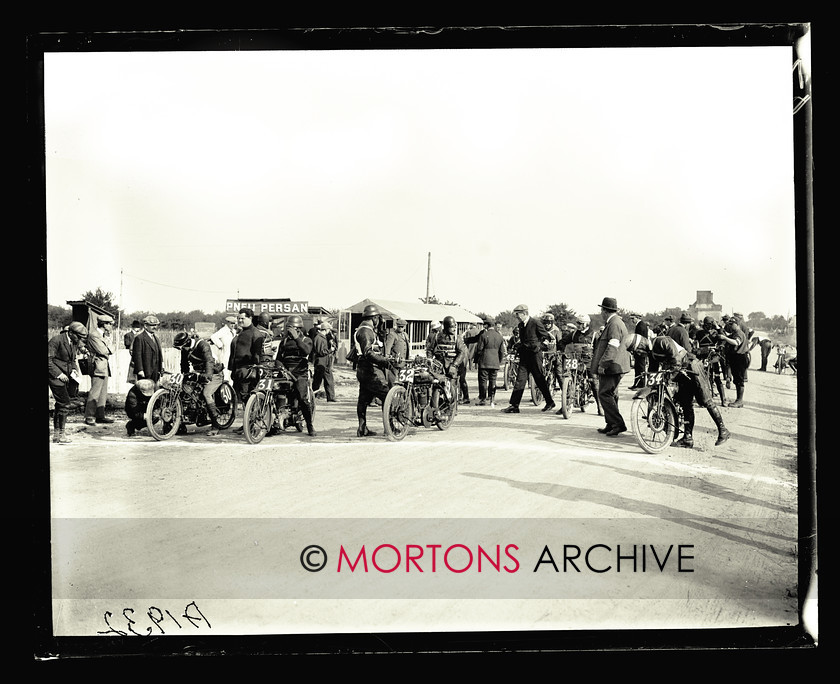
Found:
<box><xmin>426</xmin><ymin>252</ymin><xmax>431</xmax><ymax>303</ymax></box>
<box><xmin>117</xmin><ymin>268</ymin><xmax>123</xmax><ymax>333</ymax></box>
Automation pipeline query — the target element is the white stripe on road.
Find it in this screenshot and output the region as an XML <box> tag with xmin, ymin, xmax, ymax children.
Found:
<box><xmin>72</xmin><ymin>435</ymin><xmax>797</xmax><ymax>490</ymax></box>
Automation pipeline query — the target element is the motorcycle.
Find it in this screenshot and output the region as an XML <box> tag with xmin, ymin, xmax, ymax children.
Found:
<box><xmin>146</xmin><ymin>371</ymin><xmax>237</xmax><ymax>440</ymax></box>
<box><xmin>557</xmin><ymin>343</ymin><xmax>598</xmax><ymax>419</ymax></box>
<box><xmin>242</xmin><ymin>362</ymin><xmax>316</xmax><ymax>445</ymax></box>
<box><xmin>628</xmin><ymin>368</ymin><xmax>686</xmax><ymax>454</ymax></box>
<box><xmin>696</xmin><ymin>342</ymin><xmax>727</xmax><ymax>402</ymax></box>
<box><xmin>382</xmin><ymin>355</ymin><xmax>458</xmax><ymax>442</ymax></box>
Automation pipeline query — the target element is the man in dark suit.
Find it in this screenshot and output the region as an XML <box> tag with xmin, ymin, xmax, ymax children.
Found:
<box><xmin>474</xmin><ymin>316</ymin><xmax>506</xmax><ymax>407</ymax></box>
<box><xmin>131</xmin><ymin>314</ymin><xmax>164</xmax><ymax>383</ymax></box>
<box><xmin>502</xmin><ymin>304</ymin><xmax>555</xmax><ymax>413</ymax></box>
<box><xmin>629</xmin><ymin>313</ymin><xmax>649</xmax><ymax>389</ymax></box>
<box><xmin>666</xmin><ymin>312</ymin><xmax>693</xmax><ymax>350</ymax></box>
<box><xmin>48</xmin><ymin>321</ymin><xmax>88</xmax><ymax>443</ymax></box>
<box><xmin>123</xmin><ymin>320</ymin><xmax>142</xmax><ymax>350</ymax></box>
<box><xmin>592</xmin><ymin>297</ymin><xmax>631</xmax><ymax>436</ymax></box>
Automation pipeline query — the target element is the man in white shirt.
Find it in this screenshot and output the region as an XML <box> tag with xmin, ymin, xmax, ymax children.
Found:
<box><xmin>210</xmin><ymin>315</ymin><xmax>238</xmax><ymax>383</ymax></box>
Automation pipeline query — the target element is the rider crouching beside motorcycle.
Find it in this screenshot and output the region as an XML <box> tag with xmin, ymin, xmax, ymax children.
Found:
<box><xmin>276</xmin><ymin>315</ymin><xmax>316</xmax><ymax>437</ymax></box>
<box><xmin>427</xmin><ymin>316</ymin><xmax>467</xmax><ymax>421</ymax></box>
<box><xmin>623</xmin><ymin>333</ymin><xmax>730</xmax><ymax>449</ymax></box>
<box><xmin>174</xmin><ymin>331</ymin><xmax>226</xmax><ymax>434</ymax></box>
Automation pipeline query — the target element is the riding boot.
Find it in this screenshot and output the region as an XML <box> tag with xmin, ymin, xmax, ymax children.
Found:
<box><xmin>84</xmin><ymin>399</ymin><xmax>97</xmax><ymax>426</ymax></box>
<box><xmin>95</xmin><ymin>407</ymin><xmax>115</xmax><ymax>424</ymax></box>
<box><xmin>356</xmin><ymin>398</ymin><xmax>375</xmax><ymax>437</ymax></box>
<box><xmin>55</xmin><ymin>414</ymin><xmax>71</xmax><ymax>444</ymax></box>
<box><xmin>708</xmin><ymin>405</ymin><xmax>730</xmax><ymax>446</ymax></box>
<box><xmin>729</xmin><ymin>386</ymin><xmax>744</xmax><ymax>408</ymax></box>
<box><xmin>673</xmin><ymin>406</ymin><xmax>694</xmax><ymax>448</ymax></box>
<box><xmin>301</xmin><ymin>403</ymin><xmax>316</xmax><ymax>436</ymax></box>
<box><xmin>716</xmin><ymin>378</ymin><xmax>727</xmax><ymax>407</ymax></box>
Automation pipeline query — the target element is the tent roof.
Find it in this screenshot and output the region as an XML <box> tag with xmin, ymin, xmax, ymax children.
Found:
<box><xmin>344</xmin><ymin>298</ymin><xmax>483</xmax><ymax>324</ymax></box>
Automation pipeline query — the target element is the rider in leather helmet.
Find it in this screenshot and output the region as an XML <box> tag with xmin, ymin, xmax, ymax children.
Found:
<box><xmin>623</xmin><ymin>333</ymin><xmax>730</xmax><ymax>448</ymax></box>
<box><xmin>276</xmin><ymin>314</ymin><xmax>316</xmax><ymax>436</ymax></box>
<box><xmin>427</xmin><ymin>315</ymin><xmax>467</xmax><ymax>418</ymax></box>
<box><xmin>174</xmin><ymin>330</ymin><xmax>226</xmax><ymax>430</ymax></box>
<box><xmin>353</xmin><ymin>304</ymin><xmax>397</xmax><ymax>437</ymax></box>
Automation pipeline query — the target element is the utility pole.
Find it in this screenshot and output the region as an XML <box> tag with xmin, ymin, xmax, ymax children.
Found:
<box><xmin>425</xmin><ymin>252</ymin><xmax>431</xmax><ymax>303</ymax></box>
<box><xmin>117</xmin><ymin>268</ymin><xmax>123</xmax><ymax>333</ymax></box>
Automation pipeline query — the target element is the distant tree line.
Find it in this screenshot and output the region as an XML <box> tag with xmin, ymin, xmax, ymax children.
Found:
<box><xmin>48</xmin><ymin>287</ymin><xmax>795</xmax><ymax>337</ymax></box>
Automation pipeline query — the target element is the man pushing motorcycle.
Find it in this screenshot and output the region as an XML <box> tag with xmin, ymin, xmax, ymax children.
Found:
<box><xmin>275</xmin><ymin>314</ymin><xmax>316</xmax><ymax>437</ymax></box>
<box><xmin>174</xmin><ymin>331</ymin><xmax>226</xmax><ymax>433</ymax></box>
<box><xmin>427</xmin><ymin>315</ymin><xmax>467</xmax><ymax>421</ymax></box>
<box><xmin>622</xmin><ymin>333</ymin><xmax>730</xmax><ymax>448</ymax></box>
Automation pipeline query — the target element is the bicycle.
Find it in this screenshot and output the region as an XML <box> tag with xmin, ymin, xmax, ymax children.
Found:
<box><xmin>502</xmin><ymin>351</ymin><xmax>519</xmax><ymax>391</ymax></box>
<box><xmin>628</xmin><ymin>368</ymin><xmax>686</xmax><ymax>454</ymax></box>
<box><xmin>242</xmin><ymin>362</ymin><xmax>315</xmax><ymax>444</ymax></box>
<box><xmin>146</xmin><ymin>371</ymin><xmax>237</xmax><ymax>440</ymax></box>
<box><xmin>529</xmin><ymin>349</ymin><xmax>561</xmax><ymax>406</ymax></box>
<box><xmin>382</xmin><ymin>356</ymin><xmax>458</xmax><ymax>442</ymax></box>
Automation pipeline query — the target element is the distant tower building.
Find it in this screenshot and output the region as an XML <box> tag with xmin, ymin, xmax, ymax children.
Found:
<box><xmin>688</xmin><ymin>290</ymin><xmax>722</xmax><ymax>323</ymax></box>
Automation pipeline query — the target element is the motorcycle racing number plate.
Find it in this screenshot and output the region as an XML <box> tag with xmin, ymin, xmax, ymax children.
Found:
<box><xmin>564</xmin><ymin>358</ymin><xmax>579</xmax><ymax>371</ymax></box>
<box><xmin>256</xmin><ymin>377</ymin><xmax>290</xmax><ymax>392</ymax></box>
<box><xmin>397</xmin><ymin>367</ymin><xmax>415</xmax><ymax>384</ymax></box>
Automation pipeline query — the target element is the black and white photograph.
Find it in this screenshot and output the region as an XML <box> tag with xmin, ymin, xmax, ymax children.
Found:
<box><xmin>33</xmin><ymin>24</ymin><xmax>815</xmax><ymax>655</ymax></box>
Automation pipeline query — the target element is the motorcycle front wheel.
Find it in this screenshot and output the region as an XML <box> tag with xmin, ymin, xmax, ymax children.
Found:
<box><xmin>559</xmin><ymin>376</ymin><xmax>573</xmax><ymax>419</ymax></box>
<box><xmin>504</xmin><ymin>362</ymin><xmax>517</xmax><ymax>391</ymax></box>
<box><xmin>383</xmin><ymin>385</ymin><xmax>410</xmax><ymax>442</ymax></box>
<box><xmin>146</xmin><ymin>389</ymin><xmax>183</xmax><ymax>441</ymax></box>
<box><xmin>630</xmin><ymin>391</ymin><xmax>678</xmax><ymax>454</ymax></box>
<box><xmin>530</xmin><ymin>374</ymin><xmax>543</xmax><ymax>406</ymax></box>
<box><xmin>435</xmin><ymin>385</ymin><xmax>456</xmax><ymax>431</ymax></box>
<box><xmin>244</xmin><ymin>391</ymin><xmax>273</xmax><ymax>445</ymax></box>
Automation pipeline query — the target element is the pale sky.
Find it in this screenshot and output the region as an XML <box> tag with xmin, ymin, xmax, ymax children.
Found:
<box><xmin>43</xmin><ymin>43</ymin><xmax>803</xmax><ymax>321</ymax></box>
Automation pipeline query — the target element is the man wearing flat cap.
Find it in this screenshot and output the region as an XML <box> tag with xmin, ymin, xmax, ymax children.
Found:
<box><xmin>132</xmin><ymin>314</ymin><xmax>164</xmax><ymax>384</ymax></box>
<box><xmin>312</xmin><ymin>320</ymin><xmax>338</xmax><ymax>402</ymax></box>
<box><xmin>666</xmin><ymin>312</ymin><xmax>693</xmax><ymax>351</ymax></box>
<box><xmin>592</xmin><ymin>297</ymin><xmax>631</xmax><ymax>436</ymax></box>
<box><xmin>84</xmin><ymin>312</ymin><xmax>116</xmax><ymax>426</ymax></box>
<box><xmin>501</xmin><ymin>304</ymin><xmax>555</xmax><ymax>414</ymax></box>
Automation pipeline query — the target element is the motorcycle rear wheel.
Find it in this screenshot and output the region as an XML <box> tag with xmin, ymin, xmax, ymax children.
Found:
<box><xmin>630</xmin><ymin>392</ymin><xmax>678</xmax><ymax>454</ymax></box>
<box><xmin>146</xmin><ymin>389</ymin><xmax>182</xmax><ymax>441</ymax></box>
<box><xmin>211</xmin><ymin>383</ymin><xmax>238</xmax><ymax>430</ymax></box>
<box><xmin>244</xmin><ymin>391</ymin><xmax>273</xmax><ymax>445</ymax></box>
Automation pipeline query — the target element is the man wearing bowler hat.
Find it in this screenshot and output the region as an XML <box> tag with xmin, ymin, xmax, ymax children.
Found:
<box><xmin>592</xmin><ymin>297</ymin><xmax>631</xmax><ymax>436</ymax></box>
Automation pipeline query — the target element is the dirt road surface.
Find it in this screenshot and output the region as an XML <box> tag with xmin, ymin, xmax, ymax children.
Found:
<box><xmin>47</xmin><ymin>355</ymin><xmax>814</xmax><ymax>648</ymax></box>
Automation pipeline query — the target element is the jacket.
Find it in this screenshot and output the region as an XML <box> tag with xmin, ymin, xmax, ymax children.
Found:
<box><xmin>132</xmin><ymin>330</ymin><xmax>164</xmax><ymax>381</ymax></box>
<box><xmin>86</xmin><ymin>327</ymin><xmax>114</xmax><ymax>378</ymax></box>
<box><xmin>474</xmin><ymin>329</ymin><xmax>506</xmax><ymax>370</ymax></box>
<box><xmin>180</xmin><ymin>338</ymin><xmax>219</xmax><ymax>378</ymax></box>
<box><xmin>591</xmin><ymin>313</ymin><xmax>631</xmax><ymax>375</ymax></box>
<box><xmin>517</xmin><ymin>316</ymin><xmax>551</xmax><ymax>355</ymax></box>
<box><xmin>48</xmin><ymin>331</ymin><xmax>81</xmax><ymax>386</ymax></box>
